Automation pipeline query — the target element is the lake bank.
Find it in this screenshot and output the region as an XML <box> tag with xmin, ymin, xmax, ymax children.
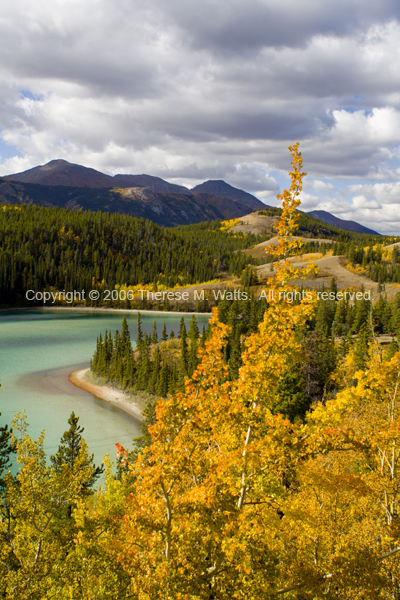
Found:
<box><xmin>69</xmin><ymin>368</ymin><xmax>143</xmax><ymax>422</ymax></box>
<box><xmin>0</xmin><ymin>309</ymin><xmax>209</xmax><ymax>463</ymax></box>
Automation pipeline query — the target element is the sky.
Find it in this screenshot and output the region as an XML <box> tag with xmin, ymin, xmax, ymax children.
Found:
<box><xmin>0</xmin><ymin>0</ymin><xmax>400</xmax><ymax>234</ymax></box>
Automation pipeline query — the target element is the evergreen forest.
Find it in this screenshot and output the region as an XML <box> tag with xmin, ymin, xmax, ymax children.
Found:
<box><xmin>0</xmin><ymin>205</ymin><xmax>262</xmax><ymax>307</ymax></box>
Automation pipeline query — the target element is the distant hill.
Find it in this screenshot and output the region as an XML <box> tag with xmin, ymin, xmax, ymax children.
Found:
<box><xmin>0</xmin><ymin>178</ymin><xmax>251</xmax><ymax>227</ymax></box>
<box><xmin>5</xmin><ymin>161</ymin><xmax>261</xmax><ymax>207</ymax></box>
<box><xmin>4</xmin><ymin>159</ymin><xmax>195</xmax><ymax>195</ymax></box>
<box><xmin>112</xmin><ymin>174</ymin><xmax>192</xmax><ymax>195</ymax></box>
<box><xmin>5</xmin><ymin>160</ymin><xmax>378</xmax><ymax>235</ymax></box>
<box><xmin>2</xmin><ymin>159</ymin><xmax>268</xmax><ymax>226</ymax></box>
<box><xmin>307</xmin><ymin>210</ymin><xmax>380</xmax><ymax>236</ymax></box>
<box><xmin>5</xmin><ymin>159</ymin><xmax>114</xmax><ymax>188</ymax></box>
<box><xmin>191</xmin><ymin>180</ymin><xmax>264</xmax><ymax>211</ymax></box>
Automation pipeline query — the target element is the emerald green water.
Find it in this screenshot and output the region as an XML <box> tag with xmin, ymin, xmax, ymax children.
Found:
<box><xmin>0</xmin><ymin>309</ymin><xmax>210</xmax><ymax>467</ymax></box>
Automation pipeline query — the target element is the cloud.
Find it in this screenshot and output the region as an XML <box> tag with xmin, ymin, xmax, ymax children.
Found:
<box><xmin>304</xmin><ymin>179</ymin><xmax>337</xmax><ymax>192</ymax></box>
<box><xmin>349</xmin><ymin>181</ymin><xmax>400</xmax><ymax>204</ymax></box>
<box><xmin>0</xmin><ymin>1</ymin><xmax>400</xmax><ymax>232</ymax></box>
<box><xmin>351</xmin><ymin>194</ymin><xmax>382</xmax><ymax>209</ymax></box>
<box><xmin>298</xmin><ymin>192</ymin><xmax>321</xmax><ymax>210</ymax></box>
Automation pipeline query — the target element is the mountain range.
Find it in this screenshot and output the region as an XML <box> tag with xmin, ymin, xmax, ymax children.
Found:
<box><xmin>1</xmin><ymin>159</ymin><xmax>380</xmax><ymax>234</ymax></box>
<box><xmin>4</xmin><ymin>159</ymin><xmax>263</xmax><ymax>211</ymax></box>
<box><xmin>307</xmin><ymin>210</ymin><xmax>379</xmax><ymax>236</ymax></box>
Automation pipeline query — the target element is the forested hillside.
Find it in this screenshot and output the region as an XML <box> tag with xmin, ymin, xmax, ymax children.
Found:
<box><xmin>260</xmin><ymin>206</ymin><xmax>389</xmax><ymax>244</ymax></box>
<box><xmin>0</xmin><ymin>205</ymin><xmax>262</xmax><ymax>307</ymax></box>
<box><xmin>0</xmin><ymin>177</ymin><xmax>255</xmax><ymax>226</ymax></box>
<box><xmin>334</xmin><ymin>239</ymin><xmax>400</xmax><ymax>284</ymax></box>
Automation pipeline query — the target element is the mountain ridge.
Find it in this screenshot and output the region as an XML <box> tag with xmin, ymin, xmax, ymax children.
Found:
<box><xmin>2</xmin><ymin>160</ymin><xmax>380</xmax><ymax>235</ymax></box>
<box><xmin>0</xmin><ymin>177</ymin><xmax>252</xmax><ymax>227</ymax></box>
<box><xmin>307</xmin><ymin>209</ymin><xmax>380</xmax><ymax>236</ymax></box>
<box><xmin>191</xmin><ymin>180</ymin><xmax>264</xmax><ymax>211</ymax></box>
<box><xmin>4</xmin><ymin>159</ymin><xmax>263</xmax><ymax>209</ymax></box>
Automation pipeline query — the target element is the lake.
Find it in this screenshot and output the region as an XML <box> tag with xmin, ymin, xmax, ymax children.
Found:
<box><xmin>0</xmin><ymin>308</ymin><xmax>211</xmax><ymax>468</ymax></box>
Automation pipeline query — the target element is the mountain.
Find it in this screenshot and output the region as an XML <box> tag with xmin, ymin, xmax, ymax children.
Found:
<box><xmin>0</xmin><ymin>178</ymin><xmax>251</xmax><ymax>227</ymax></box>
<box><xmin>4</xmin><ymin>159</ymin><xmax>115</xmax><ymax>188</ymax></box>
<box><xmin>5</xmin><ymin>160</ymin><xmax>264</xmax><ymax>206</ymax></box>
<box><xmin>191</xmin><ymin>180</ymin><xmax>264</xmax><ymax>211</ymax></box>
<box><xmin>112</xmin><ymin>174</ymin><xmax>192</xmax><ymax>196</ymax></box>
<box><xmin>4</xmin><ymin>159</ymin><xmax>192</xmax><ymax>195</ymax></box>
<box><xmin>307</xmin><ymin>210</ymin><xmax>380</xmax><ymax>236</ymax></box>
<box><xmin>2</xmin><ymin>160</ymin><xmax>382</xmax><ymax>234</ymax></box>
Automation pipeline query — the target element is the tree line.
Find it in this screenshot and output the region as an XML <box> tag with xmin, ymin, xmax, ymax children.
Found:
<box><xmin>0</xmin><ymin>205</ymin><xmax>262</xmax><ymax>307</ymax></box>
<box><xmin>333</xmin><ymin>240</ymin><xmax>400</xmax><ymax>284</ymax></box>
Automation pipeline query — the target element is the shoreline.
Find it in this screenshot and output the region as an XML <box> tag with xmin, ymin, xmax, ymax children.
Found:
<box><xmin>69</xmin><ymin>368</ymin><xmax>143</xmax><ymax>421</ymax></box>
<box><xmin>0</xmin><ymin>306</ymin><xmax>212</xmax><ymax>316</ymax></box>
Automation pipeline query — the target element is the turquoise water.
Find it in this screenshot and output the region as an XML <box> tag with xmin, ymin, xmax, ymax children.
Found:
<box><xmin>0</xmin><ymin>309</ymin><xmax>210</xmax><ymax>467</ymax></box>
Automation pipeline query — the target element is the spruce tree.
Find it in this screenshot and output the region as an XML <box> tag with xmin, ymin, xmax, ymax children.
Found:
<box><xmin>50</xmin><ymin>412</ymin><xmax>104</xmax><ymax>494</ymax></box>
<box><xmin>156</xmin><ymin>363</ymin><xmax>169</xmax><ymax>397</ymax></box>
<box><xmin>353</xmin><ymin>325</ymin><xmax>372</xmax><ymax>371</ymax></box>
<box><xmin>179</xmin><ymin>321</ymin><xmax>188</xmax><ymax>380</ymax></box>
<box><xmin>136</xmin><ymin>312</ymin><xmax>143</xmax><ymax>351</ymax></box>
<box><xmin>151</xmin><ymin>321</ymin><xmax>158</xmax><ymax>344</ymax></box>
<box><xmin>0</xmin><ymin>413</ymin><xmax>14</xmax><ymax>495</ymax></box>
<box><xmin>188</xmin><ymin>315</ymin><xmax>199</xmax><ymax>343</ymax></box>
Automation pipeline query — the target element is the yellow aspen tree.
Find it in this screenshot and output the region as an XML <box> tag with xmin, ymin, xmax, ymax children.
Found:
<box><xmin>110</xmin><ymin>296</ymin><xmax>316</xmax><ymax>599</ymax></box>
<box><xmin>0</xmin><ymin>413</ymin><xmax>100</xmax><ymax>598</ymax></box>
<box><xmin>276</xmin><ymin>348</ymin><xmax>400</xmax><ymax>598</ymax></box>
<box><xmin>268</xmin><ymin>143</ymin><xmax>317</xmax><ymax>285</ymax></box>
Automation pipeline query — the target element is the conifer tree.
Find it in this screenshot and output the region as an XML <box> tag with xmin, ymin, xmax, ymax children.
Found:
<box><xmin>188</xmin><ymin>315</ymin><xmax>199</xmax><ymax>343</ymax></box>
<box><xmin>120</xmin><ymin>316</ymin><xmax>131</xmax><ymax>353</ymax></box>
<box><xmin>156</xmin><ymin>363</ymin><xmax>169</xmax><ymax>398</ymax></box>
<box><xmin>179</xmin><ymin>320</ymin><xmax>188</xmax><ymax>384</ymax></box>
<box><xmin>0</xmin><ymin>414</ymin><xmax>14</xmax><ymax>495</ymax></box>
<box><xmin>136</xmin><ymin>313</ymin><xmax>143</xmax><ymax>351</ymax></box>
<box><xmin>151</xmin><ymin>321</ymin><xmax>158</xmax><ymax>345</ymax></box>
<box><xmin>50</xmin><ymin>411</ymin><xmax>103</xmax><ymax>494</ymax></box>
<box><xmin>353</xmin><ymin>324</ymin><xmax>372</xmax><ymax>371</ymax></box>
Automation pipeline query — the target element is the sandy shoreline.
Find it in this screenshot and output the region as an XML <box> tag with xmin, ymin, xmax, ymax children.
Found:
<box><xmin>69</xmin><ymin>368</ymin><xmax>143</xmax><ymax>421</ymax></box>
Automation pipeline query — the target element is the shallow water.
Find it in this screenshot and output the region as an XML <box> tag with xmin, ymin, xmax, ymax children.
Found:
<box><xmin>0</xmin><ymin>308</ymin><xmax>210</xmax><ymax>467</ymax></box>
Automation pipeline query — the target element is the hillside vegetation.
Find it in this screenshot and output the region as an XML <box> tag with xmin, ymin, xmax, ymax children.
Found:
<box><xmin>0</xmin><ymin>205</ymin><xmax>262</xmax><ymax>307</ymax></box>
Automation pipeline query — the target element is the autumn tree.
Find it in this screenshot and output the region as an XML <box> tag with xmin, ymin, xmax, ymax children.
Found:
<box><xmin>0</xmin><ymin>413</ymin><xmax>105</xmax><ymax>598</ymax></box>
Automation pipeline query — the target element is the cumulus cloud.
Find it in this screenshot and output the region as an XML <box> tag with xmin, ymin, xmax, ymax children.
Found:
<box><xmin>351</xmin><ymin>194</ymin><xmax>382</xmax><ymax>209</ymax></box>
<box><xmin>349</xmin><ymin>182</ymin><xmax>400</xmax><ymax>204</ymax></box>
<box><xmin>0</xmin><ymin>0</ymin><xmax>400</xmax><ymax>232</ymax></box>
<box><xmin>298</xmin><ymin>192</ymin><xmax>321</xmax><ymax>210</ymax></box>
<box><xmin>304</xmin><ymin>180</ymin><xmax>337</xmax><ymax>192</ymax></box>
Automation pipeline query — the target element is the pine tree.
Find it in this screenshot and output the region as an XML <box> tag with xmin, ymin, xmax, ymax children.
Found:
<box><xmin>156</xmin><ymin>363</ymin><xmax>169</xmax><ymax>397</ymax></box>
<box><xmin>151</xmin><ymin>321</ymin><xmax>158</xmax><ymax>345</ymax></box>
<box><xmin>136</xmin><ymin>312</ymin><xmax>143</xmax><ymax>351</ymax></box>
<box><xmin>120</xmin><ymin>316</ymin><xmax>131</xmax><ymax>353</ymax></box>
<box><xmin>353</xmin><ymin>325</ymin><xmax>372</xmax><ymax>371</ymax></box>
<box><xmin>228</xmin><ymin>324</ymin><xmax>242</xmax><ymax>380</ymax></box>
<box><xmin>179</xmin><ymin>320</ymin><xmax>188</xmax><ymax>385</ymax></box>
<box><xmin>50</xmin><ymin>411</ymin><xmax>103</xmax><ymax>494</ymax></box>
<box><xmin>188</xmin><ymin>315</ymin><xmax>199</xmax><ymax>343</ymax></box>
<box><xmin>0</xmin><ymin>413</ymin><xmax>14</xmax><ymax>495</ymax></box>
